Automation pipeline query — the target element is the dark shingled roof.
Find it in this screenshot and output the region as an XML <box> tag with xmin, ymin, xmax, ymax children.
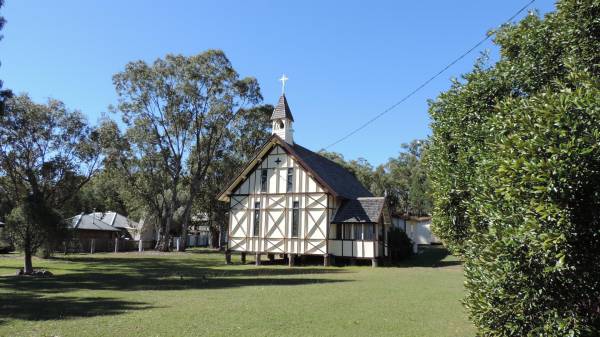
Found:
<box><xmin>332</xmin><ymin>197</ymin><xmax>386</xmax><ymax>223</ymax></box>
<box><xmin>66</xmin><ymin>214</ymin><xmax>120</xmax><ymax>232</ymax></box>
<box><xmin>290</xmin><ymin>143</ymin><xmax>373</xmax><ymax>199</ymax></box>
<box><xmin>271</xmin><ymin>95</ymin><xmax>294</xmax><ymax>121</ymax></box>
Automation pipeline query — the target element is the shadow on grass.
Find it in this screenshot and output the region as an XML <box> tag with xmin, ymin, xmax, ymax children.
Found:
<box><xmin>0</xmin><ymin>253</ymin><xmax>350</xmax><ymax>295</ymax></box>
<box><xmin>394</xmin><ymin>246</ymin><xmax>463</xmax><ymax>268</ymax></box>
<box><xmin>0</xmin><ymin>293</ymin><xmax>152</xmax><ymax>325</ymax></box>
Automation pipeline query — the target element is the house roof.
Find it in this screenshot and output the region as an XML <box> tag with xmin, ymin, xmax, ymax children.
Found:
<box><xmin>290</xmin><ymin>143</ymin><xmax>373</xmax><ymax>199</ymax></box>
<box><xmin>332</xmin><ymin>197</ymin><xmax>386</xmax><ymax>224</ymax></box>
<box><xmin>271</xmin><ymin>95</ymin><xmax>294</xmax><ymax>121</ymax></box>
<box><xmin>217</xmin><ymin>135</ymin><xmax>373</xmax><ymax>201</ymax></box>
<box><xmin>67</xmin><ymin>214</ymin><xmax>120</xmax><ymax>232</ymax></box>
<box><xmin>96</xmin><ymin>212</ymin><xmax>138</xmax><ymax>229</ymax></box>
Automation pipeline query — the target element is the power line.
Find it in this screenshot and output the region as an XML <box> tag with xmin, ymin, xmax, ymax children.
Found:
<box><xmin>323</xmin><ymin>0</ymin><xmax>536</xmax><ymax>150</ymax></box>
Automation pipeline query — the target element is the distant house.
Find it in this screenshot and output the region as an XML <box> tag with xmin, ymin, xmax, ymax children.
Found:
<box><xmin>89</xmin><ymin>211</ymin><xmax>138</xmax><ymax>238</ymax></box>
<box><xmin>66</xmin><ymin>213</ymin><xmax>121</xmax><ymax>252</ymax></box>
<box><xmin>65</xmin><ymin>211</ymin><xmax>144</xmax><ymax>252</ymax></box>
<box><xmin>392</xmin><ymin>215</ymin><xmax>440</xmax><ymax>247</ymax></box>
<box><xmin>218</xmin><ymin>94</ymin><xmax>391</xmax><ymax>266</ymax></box>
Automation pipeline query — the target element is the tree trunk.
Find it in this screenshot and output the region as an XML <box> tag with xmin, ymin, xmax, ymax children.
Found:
<box><xmin>209</xmin><ymin>226</ymin><xmax>220</xmax><ymax>249</ymax></box>
<box><xmin>24</xmin><ymin>248</ymin><xmax>33</xmax><ymax>274</ymax></box>
<box><xmin>156</xmin><ymin>215</ymin><xmax>171</xmax><ymax>252</ymax></box>
<box><xmin>178</xmin><ymin>224</ymin><xmax>188</xmax><ymax>252</ymax></box>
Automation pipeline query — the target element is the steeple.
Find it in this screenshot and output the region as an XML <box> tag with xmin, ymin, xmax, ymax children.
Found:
<box><xmin>271</xmin><ymin>74</ymin><xmax>294</xmax><ymax>144</ymax></box>
<box><xmin>271</xmin><ymin>95</ymin><xmax>294</xmax><ymax>144</ymax></box>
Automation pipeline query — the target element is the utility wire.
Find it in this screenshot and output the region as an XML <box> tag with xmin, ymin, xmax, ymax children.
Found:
<box><xmin>322</xmin><ymin>0</ymin><xmax>536</xmax><ymax>150</ymax></box>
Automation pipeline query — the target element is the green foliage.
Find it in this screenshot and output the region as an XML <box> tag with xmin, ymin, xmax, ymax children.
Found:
<box><xmin>387</xmin><ymin>227</ymin><xmax>413</xmax><ymax>262</ymax></box>
<box><xmin>106</xmin><ymin>50</ymin><xmax>263</xmax><ymax>250</ymax></box>
<box><xmin>192</xmin><ymin>104</ymin><xmax>272</xmax><ymax>247</ymax></box>
<box><xmin>428</xmin><ymin>1</ymin><xmax>600</xmax><ymax>335</ymax></box>
<box><xmin>0</xmin><ymin>94</ymin><xmax>100</xmax><ymax>269</ymax></box>
<box><xmin>0</xmin><ymin>0</ymin><xmax>12</xmax><ymax>115</ymax></box>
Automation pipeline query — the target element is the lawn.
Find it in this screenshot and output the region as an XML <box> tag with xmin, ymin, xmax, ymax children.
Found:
<box><xmin>0</xmin><ymin>247</ymin><xmax>474</xmax><ymax>337</ymax></box>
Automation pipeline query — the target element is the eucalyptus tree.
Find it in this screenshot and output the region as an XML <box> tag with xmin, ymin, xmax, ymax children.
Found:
<box><xmin>191</xmin><ymin>104</ymin><xmax>272</xmax><ymax>247</ymax></box>
<box><xmin>108</xmin><ymin>50</ymin><xmax>261</xmax><ymax>251</ymax></box>
<box><xmin>0</xmin><ymin>94</ymin><xmax>100</xmax><ymax>273</ymax></box>
<box><xmin>0</xmin><ymin>0</ymin><xmax>13</xmax><ymax>115</ymax></box>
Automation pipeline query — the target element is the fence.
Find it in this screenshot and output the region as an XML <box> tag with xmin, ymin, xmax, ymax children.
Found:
<box><xmin>60</xmin><ymin>234</ymin><xmax>210</xmax><ymax>254</ymax></box>
<box><xmin>63</xmin><ymin>238</ymin><xmax>156</xmax><ymax>254</ymax></box>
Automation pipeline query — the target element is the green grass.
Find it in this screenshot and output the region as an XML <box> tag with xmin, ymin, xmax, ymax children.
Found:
<box><xmin>0</xmin><ymin>247</ymin><xmax>474</xmax><ymax>337</ymax></box>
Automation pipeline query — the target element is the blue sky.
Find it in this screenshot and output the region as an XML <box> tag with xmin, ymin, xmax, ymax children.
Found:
<box><xmin>1</xmin><ymin>1</ymin><xmax>555</xmax><ymax>166</ymax></box>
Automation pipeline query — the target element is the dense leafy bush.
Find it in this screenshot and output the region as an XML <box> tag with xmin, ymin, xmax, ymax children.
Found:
<box><xmin>387</xmin><ymin>227</ymin><xmax>413</xmax><ymax>262</ymax></box>
<box><xmin>428</xmin><ymin>1</ymin><xmax>600</xmax><ymax>335</ymax></box>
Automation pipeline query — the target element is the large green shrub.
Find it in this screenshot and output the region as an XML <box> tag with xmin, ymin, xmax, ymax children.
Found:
<box><xmin>387</xmin><ymin>227</ymin><xmax>414</xmax><ymax>262</ymax></box>
<box><xmin>428</xmin><ymin>1</ymin><xmax>600</xmax><ymax>335</ymax></box>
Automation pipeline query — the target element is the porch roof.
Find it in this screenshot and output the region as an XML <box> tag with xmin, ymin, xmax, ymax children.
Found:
<box><xmin>332</xmin><ymin>197</ymin><xmax>386</xmax><ymax>224</ymax></box>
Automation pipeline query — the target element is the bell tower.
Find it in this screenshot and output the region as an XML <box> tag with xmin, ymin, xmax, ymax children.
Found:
<box><xmin>271</xmin><ymin>74</ymin><xmax>294</xmax><ymax>144</ymax></box>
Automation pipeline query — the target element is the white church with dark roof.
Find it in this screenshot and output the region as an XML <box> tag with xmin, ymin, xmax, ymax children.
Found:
<box><xmin>218</xmin><ymin>89</ymin><xmax>391</xmax><ymax>266</ymax></box>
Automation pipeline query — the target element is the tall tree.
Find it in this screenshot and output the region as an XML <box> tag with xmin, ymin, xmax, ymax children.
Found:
<box><xmin>0</xmin><ymin>94</ymin><xmax>100</xmax><ymax>273</ymax></box>
<box><xmin>106</xmin><ymin>50</ymin><xmax>261</xmax><ymax>251</ymax></box>
<box><xmin>192</xmin><ymin>104</ymin><xmax>272</xmax><ymax>247</ymax></box>
<box><xmin>387</xmin><ymin>140</ymin><xmax>431</xmax><ymax>216</ymax></box>
<box><xmin>0</xmin><ymin>0</ymin><xmax>13</xmax><ymax>115</ymax></box>
<box><xmin>428</xmin><ymin>1</ymin><xmax>600</xmax><ymax>335</ymax></box>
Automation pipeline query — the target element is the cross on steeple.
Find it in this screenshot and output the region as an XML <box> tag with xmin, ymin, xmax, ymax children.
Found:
<box><xmin>279</xmin><ymin>74</ymin><xmax>288</xmax><ymax>94</ymax></box>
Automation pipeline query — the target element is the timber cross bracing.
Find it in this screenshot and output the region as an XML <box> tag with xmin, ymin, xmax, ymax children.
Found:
<box><xmin>220</xmin><ymin>95</ymin><xmax>389</xmax><ymax>264</ymax></box>
<box><xmin>222</xmin><ymin>138</ymin><xmax>390</xmax><ymax>262</ymax></box>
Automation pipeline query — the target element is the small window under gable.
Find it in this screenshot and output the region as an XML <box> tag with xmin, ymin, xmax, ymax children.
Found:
<box><xmin>287</xmin><ymin>168</ymin><xmax>293</xmax><ymax>192</ymax></box>
<box><xmin>260</xmin><ymin>169</ymin><xmax>268</xmax><ymax>192</ymax></box>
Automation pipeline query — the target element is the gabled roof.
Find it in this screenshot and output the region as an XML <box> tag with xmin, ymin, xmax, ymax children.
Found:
<box><xmin>290</xmin><ymin>143</ymin><xmax>373</xmax><ymax>199</ymax></box>
<box><xmin>218</xmin><ymin>135</ymin><xmax>372</xmax><ymax>202</ymax></box>
<box><xmin>271</xmin><ymin>95</ymin><xmax>294</xmax><ymax>121</ymax></box>
<box><xmin>66</xmin><ymin>214</ymin><xmax>120</xmax><ymax>232</ymax></box>
<box><xmin>96</xmin><ymin>211</ymin><xmax>138</xmax><ymax>229</ymax></box>
<box><xmin>332</xmin><ymin>197</ymin><xmax>386</xmax><ymax>224</ymax></box>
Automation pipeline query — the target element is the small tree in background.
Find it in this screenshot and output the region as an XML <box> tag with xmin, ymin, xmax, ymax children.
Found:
<box><xmin>428</xmin><ymin>0</ymin><xmax>600</xmax><ymax>335</ymax></box>
<box><xmin>0</xmin><ymin>95</ymin><xmax>100</xmax><ymax>273</ymax></box>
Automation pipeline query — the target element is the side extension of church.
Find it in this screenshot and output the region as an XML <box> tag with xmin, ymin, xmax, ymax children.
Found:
<box><xmin>218</xmin><ymin>94</ymin><xmax>391</xmax><ymax>266</ymax></box>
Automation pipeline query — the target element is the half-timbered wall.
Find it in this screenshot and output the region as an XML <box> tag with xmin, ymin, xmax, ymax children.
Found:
<box><xmin>228</xmin><ymin>145</ymin><xmax>332</xmax><ymax>256</ymax></box>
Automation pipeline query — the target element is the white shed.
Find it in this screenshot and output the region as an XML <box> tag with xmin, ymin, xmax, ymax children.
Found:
<box><xmin>392</xmin><ymin>215</ymin><xmax>440</xmax><ymax>245</ymax></box>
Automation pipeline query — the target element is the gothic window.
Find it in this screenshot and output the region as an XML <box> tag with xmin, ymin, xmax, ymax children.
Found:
<box><xmin>260</xmin><ymin>169</ymin><xmax>268</xmax><ymax>192</ymax></box>
<box><xmin>286</xmin><ymin>168</ymin><xmax>293</xmax><ymax>192</ymax></box>
<box><xmin>253</xmin><ymin>202</ymin><xmax>260</xmax><ymax>236</ymax></box>
<box><xmin>291</xmin><ymin>201</ymin><xmax>299</xmax><ymax>237</ymax></box>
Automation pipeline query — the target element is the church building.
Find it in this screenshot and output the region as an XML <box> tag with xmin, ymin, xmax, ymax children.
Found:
<box><xmin>218</xmin><ymin>84</ymin><xmax>391</xmax><ymax>267</ymax></box>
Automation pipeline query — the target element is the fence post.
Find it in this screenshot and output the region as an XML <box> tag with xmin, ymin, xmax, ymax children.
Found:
<box><xmin>176</xmin><ymin>237</ymin><xmax>180</xmax><ymax>251</ymax></box>
<box><xmin>114</xmin><ymin>237</ymin><xmax>119</xmax><ymax>253</ymax></box>
<box><xmin>90</xmin><ymin>239</ymin><xmax>95</xmax><ymax>254</ymax></box>
<box><xmin>138</xmin><ymin>239</ymin><xmax>143</xmax><ymax>252</ymax></box>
